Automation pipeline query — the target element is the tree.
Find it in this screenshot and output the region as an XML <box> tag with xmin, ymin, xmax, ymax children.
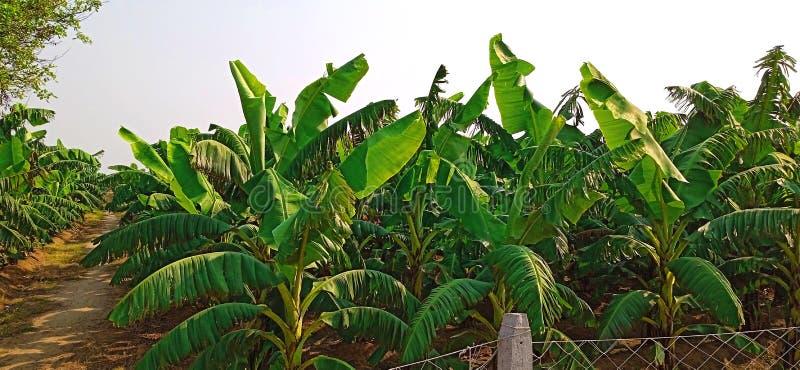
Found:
<box><xmin>0</xmin><ymin>0</ymin><xmax>102</xmax><ymax>108</ymax></box>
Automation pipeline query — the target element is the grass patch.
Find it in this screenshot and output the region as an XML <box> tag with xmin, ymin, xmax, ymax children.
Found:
<box><xmin>40</xmin><ymin>241</ymin><xmax>88</xmax><ymax>267</ymax></box>
<box><xmin>83</xmin><ymin>210</ymin><xmax>106</xmax><ymax>223</ymax></box>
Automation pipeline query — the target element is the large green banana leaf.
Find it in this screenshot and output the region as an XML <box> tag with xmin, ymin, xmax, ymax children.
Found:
<box><xmin>292</xmin><ymin>54</ymin><xmax>369</xmax><ymax>147</ymax></box>
<box><xmin>281</xmin><ymin>100</ymin><xmax>398</xmax><ymax>179</ymax></box>
<box><xmin>0</xmin><ymin>137</ymin><xmax>29</xmax><ymax>177</ymax></box>
<box><xmin>700</xmin><ymin>208</ymin><xmax>800</xmax><ymax>240</ymax></box>
<box><xmin>597</xmin><ymin>290</ymin><xmax>657</xmax><ymax>339</ymax></box>
<box><xmin>188</xmin><ymin>329</ymin><xmax>270</xmax><ymax>370</ymax></box>
<box><xmin>489</xmin><ymin>34</ymin><xmax>552</xmax><ymax>141</ymax></box>
<box><xmin>37</xmin><ymin>148</ymin><xmax>99</xmax><ymax>168</ymax></box>
<box><xmin>505</xmin><ymin>116</ymin><xmax>565</xmax><ymax>244</ymax></box>
<box><xmin>629</xmin><ymin>156</ymin><xmax>685</xmax><ymax>223</ymax></box>
<box><xmin>451</xmin><ymin>75</ymin><xmax>492</xmax><ymax>128</ymax></box>
<box><xmin>118</xmin><ymin>127</ymin><xmax>197</xmax><ymax>213</ymax></box>
<box><xmin>208</xmin><ymin>123</ymin><xmax>250</xmax><ymax>165</ymax></box>
<box><xmin>245</xmin><ymin>169</ymin><xmax>307</xmax><ymax>244</ymax></box>
<box><xmin>271</xmin><ymin>169</ymin><xmax>354</xmax><ymax>267</ymax></box>
<box><xmin>81</xmin><ymin>213</ymin><xmax>232</xmax><ymax>266</ymax></box>
<box><xmin>229</xmin><ymin>60</ymin><xmax>272</xmax><ymax>172</ymax></box>
<box><xmin>485</xmin><ymin>245</ymin><xmax>562</xmax><ymax>333</ymax></box>
<box><xmin>430</xmin><ymin>152</ymin><xmax>506</xmax><ymax>246</ymax></box>
<box><xmin>0</xmin><ymin>104</ymin><xmax>54</xmax><ymax>133</ymax></box>
<box><xmin>167</xmin><ymin>140</ymin><xmax>222</xmax><ymax>214</ymax></box>
<box><xmin>191</xmin><ymin>139</ymin><xmax>252</xmax><ymax>189</ymax></box>
<box><xmin>432</xmin><ymin>125</ymin><xmax>471</xmax><ymax>164</ymax></box>
<box><xmin>671</xmin><ymin>128</ymin><xmax>746</xmax><ymax>210</ymax></box>
<box><xmin>401</xmin><ymin>278</ymin><xmax>493</xmax><ymax>362</ymax></box>
<box><xmin>320</xmin><ymin>307</ymin><xmax>409</xmax><ymax>352</ymax></box>
<box><xmin>340</xmin><ymin>111</ymin><xmax>426</xmax><ymax>198</ymax></box>
<box><xmin>108</xmin><ymin>252</ymin><xmax>280</xmax><ymax>326</ymax></box>
<box><xmin>136</xmin><ymin>302</ymin><xmax>265</xmax><ymax>370</ymax></box>
<box><xmin>668</xmin><ymin>257</ymin><xmax>744</xmax><ymax>327</ymax></box>
<box><xmin>580</xmin><ymin>66</ymin><xmax>686</xmax><ymax>214</ymax></box>
<box><xmin>580</xmin><ymin>63</ymin><xmax>688</xmax><ymax>222</ymax></box>
<box><xmin>579</xmin><ymin>62</ymin><xmax>685</xmax><ymax>181</ymax></box>
<box><xmin>312</xmin><ymin>269</ymin><xmax>421</xmax><ymax>321</ymax></box>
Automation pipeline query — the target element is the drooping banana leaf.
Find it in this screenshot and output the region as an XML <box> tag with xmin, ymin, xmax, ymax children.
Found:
<box><xmin>245</xmin><ymin>169</ymin><xmax>306</xmax><ymax>244</ymax></box>
<box><xmin>401</xmin><ymin>278</ymin><xmax>493</xmax><ymax>362</ymax></box>
<box><xmin>135</xmin><ymin>302</ymin><xmax>265</xmax><ymax>369</ymax></box>
<box><xmin>668</xmin><ymin>257</ymin><xmax>745</xmax><ymax>327</ymax></box>
<box><xmin>320</xmin><ymin>306</ymin><xmax>409</xmax><ymax>352</ymax></box>
<box><xmin>108</xmin><ymin>252</ymin><xmax>280</xmax><ymax>326</ymax></box>
<box><xmin>485</xmin><ymin>245</ymin><xmax>562</xmax><ymax>333</ymax></box>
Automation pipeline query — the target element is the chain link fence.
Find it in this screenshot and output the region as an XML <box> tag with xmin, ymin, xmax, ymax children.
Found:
<box><xmin>389</xmin><ymin>327</ymin><xmax>800</xmax><ymax>369</ymax></box>
<box><xmin>533</xmin><ymin>327</ymin><xmax>800</xmax><ymax>369</ymax></box>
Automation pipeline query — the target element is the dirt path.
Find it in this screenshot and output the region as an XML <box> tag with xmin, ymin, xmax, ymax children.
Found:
<box><xmin>0</xmin><ymin>213</ymin><xmax>146</xmax><ymax>370</ymax></box>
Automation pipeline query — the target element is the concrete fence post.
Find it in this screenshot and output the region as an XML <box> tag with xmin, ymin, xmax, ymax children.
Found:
<box><xmin>497</xmin><ymin>313</ymin><xmax>532</xmax><ymax>370</ymax></box>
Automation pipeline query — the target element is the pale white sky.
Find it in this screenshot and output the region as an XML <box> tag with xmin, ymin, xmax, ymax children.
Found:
<box><xmin>31</xmin><ymin>0</ymin><xmax>800</xmax><ymax>168</ymax></box>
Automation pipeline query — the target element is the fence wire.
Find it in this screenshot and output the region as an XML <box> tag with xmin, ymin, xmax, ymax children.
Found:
<box><xmin>533</xmin><ymin>326</ymin><xmax>800</xmax><ymax>369</ymax></box>
<box><xmin>390</xmin><ymin>327</ymin><xmax>800</xmax><ymax>369</ymax></box>
<box><xmin>387</xmin><ymin>340</ymin><xmax>498</xmax><ymax>370</ymax></box>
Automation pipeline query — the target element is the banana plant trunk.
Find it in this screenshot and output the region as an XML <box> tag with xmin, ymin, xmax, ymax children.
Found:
<box><xmin>651</xmin><ymin>224</ymin><xmax>678</xmax><ymax>370</ymax></box>
<box><xmin>657</xmin><ymin>266</ymin><xmax>677</xmax><ymax>370</ymax></box>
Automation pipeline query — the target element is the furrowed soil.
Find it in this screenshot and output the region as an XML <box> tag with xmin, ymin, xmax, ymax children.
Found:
<box><xmin>0</xmin><ymin>212</ymin><xmax>186</xmax><ymax>370</ymax></box>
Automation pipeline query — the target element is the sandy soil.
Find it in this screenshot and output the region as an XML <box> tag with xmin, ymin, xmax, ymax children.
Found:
<box><xmin>0</xmin><ymin>213</ymin><xmax>168</xmax><ymax>370</ymax></box>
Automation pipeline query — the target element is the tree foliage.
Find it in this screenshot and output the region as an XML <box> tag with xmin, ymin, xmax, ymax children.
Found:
<box><xmin>0</xmin><ymin>0</ymin><xmax>102</xmax><ymax>107</ymax></box>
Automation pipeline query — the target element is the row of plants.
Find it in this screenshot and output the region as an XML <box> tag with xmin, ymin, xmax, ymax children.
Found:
<box><xmin>86</xmin><ymin>35</ymin><xmax>800</xmax><ymax>369</ymax></box>
<box><xmin>0</xmin><ymin>104</ymin><xmax>105</xmax><ymax>265</ymax></box>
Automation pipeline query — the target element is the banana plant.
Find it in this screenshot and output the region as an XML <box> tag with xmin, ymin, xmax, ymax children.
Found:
<box><xmin>360</xmin><ymin>37</ymin><xmax>611</xmax><ymax>359</ymax></box>
<box><xmin>376</xmin><ymin>63</ymin><xmax>518</xmax><ymax>298</ymax></box>
<box><xmin>699</xmin><ymin>208</ymin><xmax>800</xmax><ymax>363</ymax></box>
<box><xmin>84</xmin><ymin>55</ymin><xmax>398</xmax><ymax>273</ymax></box>
<box><xmin>580</xmin><ymin>63</ymin><xmax>749</xmax><ymax>368</ymax></box>
<box><xmin>104</xmin><ymin>115</ymin><xmax>428</xmax><ymax>369</ymax></box>
<box><xmin>451</xmin><ymin>35</ymin><xmax>624</xmax><ymax>337</ymax></box>
<box><xmin>86</xmin><ymin>53</ymin><xmax>449</xmax><ymax>368</ymax></box>
<box><xmin>689</xmin><ymin>45</ymin><xmax>800</xmax><ymax>362</ymax></box>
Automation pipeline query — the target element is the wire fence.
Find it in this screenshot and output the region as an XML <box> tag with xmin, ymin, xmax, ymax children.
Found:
<box><xmin>533</xmin><ymin>326</ymin><xmax>800</xmax><ymax>369</ymax></box>
<box><xmin>387</xmin><ymin>340</ymin><xmax>498</xmax><ymax>370</ymax></box>
<box><xmin>389</xmin><ymin>327</ymin><xmax>800</xmax><ymax>369</ymax></box>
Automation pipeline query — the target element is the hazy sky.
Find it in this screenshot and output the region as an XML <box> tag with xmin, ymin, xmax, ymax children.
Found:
<box><xmin>30</xmin><ymin>0</ymin><xmax>800</xmax><ymax>168</ymax></box>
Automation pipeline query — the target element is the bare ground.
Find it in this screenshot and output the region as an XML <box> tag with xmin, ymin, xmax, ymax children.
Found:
<box><xmin>0</xmin><ymin>213</ymin><xmax>180</xmax><ymax>370</ymax></box>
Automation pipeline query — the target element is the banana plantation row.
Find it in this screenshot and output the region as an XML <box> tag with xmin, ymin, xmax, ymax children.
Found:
<box><xmin>9</xmin><ymin>34</ymin><xmax>800</xmax><ymax>369</ymax></box>
<box><xmin>0</xmin><ymin>105</ymin><xmax>104</xmax><ymax>265</ymax></box>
